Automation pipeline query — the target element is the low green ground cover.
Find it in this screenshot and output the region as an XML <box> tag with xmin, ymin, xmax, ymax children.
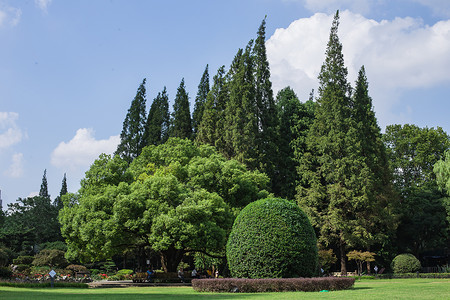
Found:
<box><xmin>0</xmin><ymin>279</ymin><xmax>448</xmax><ymax>299</ymax></box>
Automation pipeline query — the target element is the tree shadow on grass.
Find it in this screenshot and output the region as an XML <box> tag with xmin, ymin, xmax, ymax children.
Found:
<box><xmin>352</xmin><ymin>287</ymin><xmax>373</xmax><ymax>290</ymax></box>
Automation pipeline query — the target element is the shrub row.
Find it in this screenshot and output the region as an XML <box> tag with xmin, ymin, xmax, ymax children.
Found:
<box><xmin>378</xmin><ymin>273</ymin><xmax>450</xmax><ymax>279</ymax></box>
<box><xmin>192</xmin><ymin>277</ymin><xmax>355</xmax><ymax>293</ymax></box>
<box><xmin>0</xmin><ymin>281</ymin><xmax>89</xmax><ymax>288</ymax></box>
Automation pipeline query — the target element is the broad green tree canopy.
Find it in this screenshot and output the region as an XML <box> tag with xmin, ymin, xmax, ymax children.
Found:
<box><xmin>60</xmin><ymin>138</ymin><xmax>269</xmax><ymax>271</ymax></box>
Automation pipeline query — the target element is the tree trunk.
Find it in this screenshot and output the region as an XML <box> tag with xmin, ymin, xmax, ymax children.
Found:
<box><xmin>159</xmin><ymin>248</ymin><xmax>185</xmax><ymax>272</ymax></box>
<box><xmin>367</xmin><ymin>260</ymin><xmax>371</xmax><ymax>275</ymax></box>
<box><xmin>339</xmin><ymin>238</ymin><xmax>347</xmax><ymax>275</ymax></box>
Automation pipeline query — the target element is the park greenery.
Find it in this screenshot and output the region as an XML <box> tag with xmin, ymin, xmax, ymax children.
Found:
<box><xmin>0</xmin><ymin>10</ymin><xmax>449</xmax><ymax>283</ymax></box>
<box><xmin>226</xmin><ymin>198</ymin><xmax>318</xmax><ymax>278</ymax></box>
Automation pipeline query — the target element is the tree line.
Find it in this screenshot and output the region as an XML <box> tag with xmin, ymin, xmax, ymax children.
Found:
<box><xmin>1</xmin><ymin>11</ymin><xmax>449</xmax><ymax>274</ymax></box>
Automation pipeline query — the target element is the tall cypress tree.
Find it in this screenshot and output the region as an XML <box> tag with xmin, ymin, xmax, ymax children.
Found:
<box><xmin>196</xmin><ymin>66</ymin><xmax>227</xmax><ymax>147</ymax></box>
<box><xmin>39</xmin><ymin>169</ymin><xmax>49</xmax><ymax>198</ymax></box>
<box><xmin>350</xmin><ymin>66</ymin><xmax>398</xmax><ymax>260</ymax></box>
<box><xmin>223</xmin><ymin>42</ymin><xmax>258</xmax><ymax>165</ymax></box>
<box><xmin>54</xmin><ymin>173</ymin><xmax>68</xmax><ymax>209</ymax></box>
<box><xmin>192</xmin><ymin>65</ymin><xmax>210</xmax><ymax>139</ymax></box>
<box><xmin>253</xmin><ymin>17</ymin><xmax>280</xmax><ymax>193</ymax></box>
<box><xmin>144</xmin><ymin>87</ymin><xmax>170</xmax><ymax>145</ymax></box>
<box><xmin>115</xmin><ymin>78</ymin><xmax>148</xmax><ymax>163</ymax></box>
<box><xmin>171</xmin><ymin>78</ymin><xmax>192</xmax><ymax>139</ymax></box>
<box><xmin>60</xmin><ymin>173</ymin><xmax>68</xmax><ymax>196</ymax></box>
<box><xmin>297</xmin><ymin>11</ymin><xmax>361</xmax><ymax>275</ymax></box>
<box><xmin>276</xmin><ymin>87</ymin><xmax>315</xmax><ymax>200</ymax></box>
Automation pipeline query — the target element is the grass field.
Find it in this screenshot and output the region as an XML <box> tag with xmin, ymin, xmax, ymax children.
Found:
<box><xmin>0</xmin><ymin>278</ymin><xmax>448</xmax><ymax>299</ymax></box>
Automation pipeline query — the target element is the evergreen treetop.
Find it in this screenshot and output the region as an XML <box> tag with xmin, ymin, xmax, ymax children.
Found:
<box><xmin>115</xmin><ymin>78</ymin><xmax>148</xmax><ymax>164</ymax></box>
<box><xmin>144</xmin><ymin>87</ymin><xmax>170</xmax><ymax>146</ymax></box>
<box><xmin>192</xmin><ymin>65</ymin><xmax>210</xmax><ymax>138</ymax></box>
<box><xmin>39</xmin><ymin>169</ymin><xmax>49</xmax><ymax>198</ymax></box>
<box><xmin>171</xmin><ymin>78</ymin><xmax>192</xmax><ymax>139</ymax></box>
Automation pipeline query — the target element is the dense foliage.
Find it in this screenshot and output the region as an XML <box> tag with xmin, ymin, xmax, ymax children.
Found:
<box><xmin>384</xmin><ymin>124</ymin><xmax>450</xmax><ymax>255</ymax></box>
<box><xmin>59</xmin><ymin>138</ymin><xmax>269</xmax><ymax>272</ymax></box>
<box><xmin>192</xmin><ymin>277</ymin><xmax>355</xmax><ymax>293</ymax></box>
<box><xmin>2</xmin><ymin>12</ymin><xmax>449</xmax><ymax>276</ymax></box>
<box><xmin>115</xmin><ymin>78</ymin><xmax>148</xmax><ymax>164</ymax></box>
<box><xmin>391</xmin><ymin>254</ymin><xmax>421</xmax><ymax>274</ymax></box>
<box><xmin>296</xmin><ymin>11</ymin><xmax>397</xmax><ymax>275</ymax></box>
<box><xmin>226</xmin><ymin>198</ymin><xmax>317</xmax><ymax>278</ymax></box>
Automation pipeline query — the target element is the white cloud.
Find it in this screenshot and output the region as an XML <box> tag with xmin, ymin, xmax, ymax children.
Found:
<box><xmin>0</xmin><ymin>4</ymin><xmax>21</xmax><ymax>27</ymax></box>
<box><xmin>266</xmin><ymin>10</ymin><xmax>450</xmax><ymax>129</ymax></box>
<box><xmin>4</xmin><ymin>153</ymin><xmax>24</xmax><ymax>178</ymax></box>
<box><xmin>35</xmin><ymin>0</ymin><xmax>52</xmax><ymax>13</ymax></box>
<box><xmin>0</xmin><ymin>112</ymin><xmax>25</xmax><ymax>149</ymax></box>
<box><xmin>51</xmin><ymin>128</ymin><xmax>120</xmax><ymax>171</ymax></box>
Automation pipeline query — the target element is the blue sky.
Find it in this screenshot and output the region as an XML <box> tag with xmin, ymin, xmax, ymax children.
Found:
<box><xmin>1</xmin><ymin>0</ymin><xmax>450</xmax><ymax>207</ymax></box>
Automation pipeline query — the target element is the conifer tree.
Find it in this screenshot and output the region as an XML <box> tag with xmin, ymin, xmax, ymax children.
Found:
<box><xmin>192</xmin><ymin>65</ymin><xmax>210</xmax><ymax>139</ymax></box>
<box><xmin>223</xmin><ymin>42</ymin><xmax>258</xmax><ymax>165</ymax></box>
<box><xmin>60</xmin><ymin>173</ymin><xmax>68</xmax><ymax>197</ymax></box>
<box><xmin>351</xmin><ymin>66</ymin><xmax>398</xmax><ymax>254</ymax></box>
<box><xmin>276</xmin><ymin>87</ymin><xmax>315</xmax><ymax>199</ymax></box>
<box><xmin>54</xmin><ymin>173</ymin><xmax>68</xmax><ymax>209</ymax></box>
<box><xmin>144</xmin><ymin>87</ymin><xmax>170</xmax><ymax>145</ymax></box>
<box><xmin>297</xmin><ymin>11</ymin><xmax>362</xmax><ymax>274</ymax></box>
<box><xmin>196</xmin><ymin>66</ymin><xmax>227</xmax><ymax>147</ymax></box>
<box><xmin>39</xmin><ymin>169</ymin><xmax>49</xmax><ymax>198</ymax></box>
<box><xmin>115</xmin><ymin>78</ymin><xmax>148</xmax><ymax>163</ymax></box>
<box><xmin>171</xmin><ymin>78</ymin><xmax>192</xmax><ymax>139</ymax></box>
<box><xmin>253</xmin><ymin>17</ymin><xmax>279</xmax><ymax>192</ymax></box>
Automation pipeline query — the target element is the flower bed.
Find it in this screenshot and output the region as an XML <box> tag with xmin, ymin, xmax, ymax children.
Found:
<box><xmin>192</xmin><ymin>277</ymin><xmax>355</xmax><ymax>293</ymax></box>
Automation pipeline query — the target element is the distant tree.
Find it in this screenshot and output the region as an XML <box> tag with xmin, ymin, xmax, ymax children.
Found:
<box><xmin>192</xmin><ymin>65</ymin><xmax>210</xmax><ymax>138</ymax></box>
<box><xmin>39</xmin><ymin>169</ymin><xmax>49</xmax><ymax>199</ymax></box>
<box><xmin>350</xmin><ymin>66</ymin><xmax>398</xmax><ymax>252</ymax></box>
<box><xmin>434</xmin><ymin>150</ymin><xmax>450</xmax><ymax>228</ymax></box>
<box><xmin>383</xmin><ymin>124</ymin><xmax>449</xmax><ymax>194</ymax></box>
<box><xmin>253</xmin><ymin>17</ymin><xmax>279</xmax><ymax>192</ymax></box>
<box><xmin>115</xmin><ymin>78</ymin><xmax>148</xmax><ymax>164</ymax></box>
<box><xmin>435</xmin><ymin>150</ymin><xmax>450</xmax><ymax>194</ymax></box>
<box><xmin>60</xmin><ymin>173</ymin><xmax>68</xmax><ymax>196</ymax></box>
<box><xmin>296</xmin><ymin>11</ymin><xmax>385</xmax><ymax>275</ymax></box>
<box><xmin>171</xmin><ymin>78</ymin><xmax>192</xmax><ymax>139</ymax></box>
<box><xmin>196</xmin><ymin>66</ymin><xmax>227</xmax><ymax>148</ymax></box>
<box><xmin>144</xmin><ymin>87</ymin><xmax>170</xmax><ymax>146</ymax></box>
<box><xmin>53</xmin><ymin>173</ymin><xmax>68</xmax><ymax>209</ymax></box>
<box><xmin>383</xmin><ymin>124</ymin><xmax>450</xmax><ymax>255</ymax></box>
<box><xmin>275</xmin><ymin>87</ymin><xmax>315</xmax><ymax>199</ymax></box>
<box><xmin>346</xmin><ymin>250</ymin><xmax>375</xmax><ymax>276</ymax></box>
<box><xmin>2</xmin><ymin>196</ymin><xmax>61</xmax><ymax>254</ymax></box>
<box><xmin>59</xmin><ymin>138</ymin><xmax>270</xmax><ymax>270</ymax></box>
<box><xmin>223</xmin><ymin>42</ymin><xmax>258</xmax><ymax>166</ymax></box>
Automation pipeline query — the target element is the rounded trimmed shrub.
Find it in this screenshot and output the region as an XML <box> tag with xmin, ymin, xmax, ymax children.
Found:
<box><xmin>226</xmin><ymin>198</ymin><xmax>318</xmax><ymax>278</ymax></box>
<box><xmin>391</xmin><ymin>254</ymin><xmax>421</xmax><ymax>273</ymax></box>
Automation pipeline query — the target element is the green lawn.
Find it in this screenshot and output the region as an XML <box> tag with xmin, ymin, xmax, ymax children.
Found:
<box><xmin>0</xmin><ymin>279</ymin><xmax>448</xmax><ymax>300</ymax></box>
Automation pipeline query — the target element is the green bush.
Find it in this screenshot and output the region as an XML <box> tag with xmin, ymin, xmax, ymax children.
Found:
<box><xmin>391</xmin><ymin>254</ymin><xmax>421</xmax><ymax>273</ymax></box>
<box><xmin>32</xmin><ymin>249</ymin><xmax>68</xmax><ymax>268</ymax></box>
<box><xmin>13</xmin><ymin>255</ymin><xmax>34</xmax><ymax>265</ymax></box>
<box><xmin>226</xmin><ymin>198</ymin><xmax>318</xmax><ymax>278</ymax></box>
<box><xmin>39</xmin><ymin>241</ymin><xmax>68</xmax><ymax>252</ymax></box>
<box><xmin>66</xmin><ymin>264</ymin><xmax>88</xmax><ymax>275</ymax></box>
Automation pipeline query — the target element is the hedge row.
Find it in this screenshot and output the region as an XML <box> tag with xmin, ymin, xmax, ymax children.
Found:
<box><xmin>377</xmin><ymin>273</ymin><xmax>450</xmax><ymax>279</ymax></box>
<box><xmin>192</xmin><ymin>277</ymin><xmax>355</xmax><ymax>293</ymax></box>
<box><xmin>0</xmin><ymin>281</ymin><xmax>89</xmax><ymax>288</ymax></box>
